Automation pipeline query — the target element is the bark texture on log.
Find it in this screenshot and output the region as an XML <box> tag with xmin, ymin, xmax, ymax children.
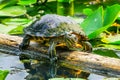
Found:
<box><xmin>0</xmin><ymin>33</ymin><xmax>120</xmax><ymax>77</ymax></box>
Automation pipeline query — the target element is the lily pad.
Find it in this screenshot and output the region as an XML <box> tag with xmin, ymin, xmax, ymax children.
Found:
<box><xmin>0</xmin><ymin>6</ymin><xmax>26</xmax><ymax>17</ymax></box>
<box><xmin>2</xmin><ymin>18</ymin><xmax>31</xmax><ymax>25</ymax></box>
<box><xmin>18</xmin><ymin>0</ymin><xmax>37</xmax><ymax>5</ymax></box>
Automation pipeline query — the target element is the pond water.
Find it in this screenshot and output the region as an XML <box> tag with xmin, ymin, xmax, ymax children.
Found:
<box><xmin>0</xmin><ymin>52</ymin><xmax>107</xmax><ymax>80</ymax></box>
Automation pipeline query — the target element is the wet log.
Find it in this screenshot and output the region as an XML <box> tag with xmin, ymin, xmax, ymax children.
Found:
<box><xmin>0</xmin><ymin>33</ymin><xmax>120</xmax><ymax>77</ymax></box>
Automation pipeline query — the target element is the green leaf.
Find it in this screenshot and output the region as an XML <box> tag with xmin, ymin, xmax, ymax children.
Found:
<box><xmin>2</xmin><ymin>18</ymin><xmax>31</xmax><ymax>25</ymax></box>
<box><xmin>83</xmin><ymin>8</ymin><xmax>93</xmax><ymax>16</ymax></box>
<box><xmin>103</xmin><ymin>4</ymin><xmax>120</xmax><ymax>26</ymax></box>
<box><xmin>0</xmin><ymin>0</ymin><xmax>17</xmax><ymax>9</ymax></box>
<box><xmin>93</xmin><ymin>48</ymin><xmax>119</xmax><ymax>58</ymax></box>
<box><xmin>81</xmin><ymin>7</ymin><xmax>103</xmax><ymax>38</ymax></box>
<box><xmin>18</xmin><ymin>0</ymin><xmax>37</xmax><ymax>5</ymax></box>
<box><xmin>0</xmin><ymin>6</ymin><xmax>26</xmax><ymax>17</ymax></box>
<box><xmin>81</xmin><ymin>4</ymin><xmax>120</xmax><ymax>39</ymax></box>
<box><xmin>8</xmin><ymin>25</ymin><xmax>24</xmax><ymax>34</ymax></box>
<box><xmin>0</xmin><ymin>70</ymin><xmax>9</xmax><ymax>80</ymax></box>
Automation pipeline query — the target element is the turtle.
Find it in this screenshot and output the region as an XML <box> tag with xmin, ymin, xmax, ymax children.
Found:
<box><xmin>19</xmin><ymin>14</ymin><xmax>92</xmax><ymax>62</ymax></box>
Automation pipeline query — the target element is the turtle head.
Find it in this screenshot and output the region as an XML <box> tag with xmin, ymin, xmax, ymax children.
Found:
<box><xmin>64</xmin><ymin>33</ymin><xmax>78</xmax><ymax>49</ymax></box>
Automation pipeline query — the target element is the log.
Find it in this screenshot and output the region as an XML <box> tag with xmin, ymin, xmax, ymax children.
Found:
<box><xmin>0</xmin><ymin>33</ymin><xmax>120</xmax><ymax>77</ymax></box>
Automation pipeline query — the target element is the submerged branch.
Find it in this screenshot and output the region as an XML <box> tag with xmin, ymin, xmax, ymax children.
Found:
<box><xmin>0</xmin><ymin>33</ymin><xmax>120</xmax><ymax>77</ymax></box>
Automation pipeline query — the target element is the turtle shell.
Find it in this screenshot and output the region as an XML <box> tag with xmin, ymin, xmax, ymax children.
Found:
<box><xmin>24</xmin><ymin>14</ymin><xmax>86</xmax><ymax>39</ymax></box>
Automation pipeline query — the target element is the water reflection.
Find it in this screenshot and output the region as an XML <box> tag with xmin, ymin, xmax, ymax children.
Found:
<box><xmin>0</xmin><ymin>53</ymin><xmax>106</xmax><ymax>80</ymax></box>
<box><xmin>23</xmin><ymin>60</ymin><xmax>57</xmax><ymax>80</ymax></box>
<box><xmin>22</xmin><ymin>59</ymin><xmax>90</xmax><ymax>80</ymax></box>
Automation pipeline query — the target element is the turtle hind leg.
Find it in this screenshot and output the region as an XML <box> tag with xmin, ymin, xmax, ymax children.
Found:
<box><xmin>48</xmin><ymin>41</ymin><xmax>57</xmax><ymax>62</ymax></box>
<box><xmin>81</xmin><ymin>41</ymin><xmax>92</xmax><ymax>52</ymax></box>
<box><xmin>19</xmin><ymin>35</ymin><xmax>31</xmax><ymax>51</ymax></box>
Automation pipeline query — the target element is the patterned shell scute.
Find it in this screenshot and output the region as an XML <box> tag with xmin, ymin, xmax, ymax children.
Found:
<box><xmin>24</xmin><ymin>14</ymin><xmax>85</xmax><ymax>37</ymax></box>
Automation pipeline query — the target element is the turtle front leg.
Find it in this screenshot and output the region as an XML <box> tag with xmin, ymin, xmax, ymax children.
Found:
<box><xmin>19</xmin><ymin>35</ymin><xmax>31</xmax><ymax>50</ymax></box>
<box><xmin>48</xmin><ymin>41</ymin><xmax>57</xmax><ymax>62</ymax></box>
<box><xmin>81</xmin><ymin>41</ymin><xmax>92</xmax><ymax>52</ymax></box>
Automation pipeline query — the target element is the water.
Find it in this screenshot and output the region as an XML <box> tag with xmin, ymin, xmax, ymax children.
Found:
<box><xmin>0</xmin><ymin>53</ymin><xmax>28</xmax><ymax>80</ymax></box>
<box><xmin>0</xmin><ymin>52</ymin><xmax>106</xmax><ymax>80</ymax></box>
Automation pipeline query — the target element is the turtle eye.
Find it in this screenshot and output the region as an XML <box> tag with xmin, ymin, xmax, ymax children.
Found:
<box><xmin>70</xmin><ymin>34</ymin><xmax>78</xmax><ymax>41</ymax></box>
<box><xmin>68</xmin><ymin>34</ymin><xmax>75</xmax><ymax>38</ymax></box>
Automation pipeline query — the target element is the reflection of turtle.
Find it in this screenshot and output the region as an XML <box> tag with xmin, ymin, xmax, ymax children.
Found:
<box><xmin>19</xmin><ymin>14</ymin><xmax>92</xmax><ymax>61</ymax></box>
